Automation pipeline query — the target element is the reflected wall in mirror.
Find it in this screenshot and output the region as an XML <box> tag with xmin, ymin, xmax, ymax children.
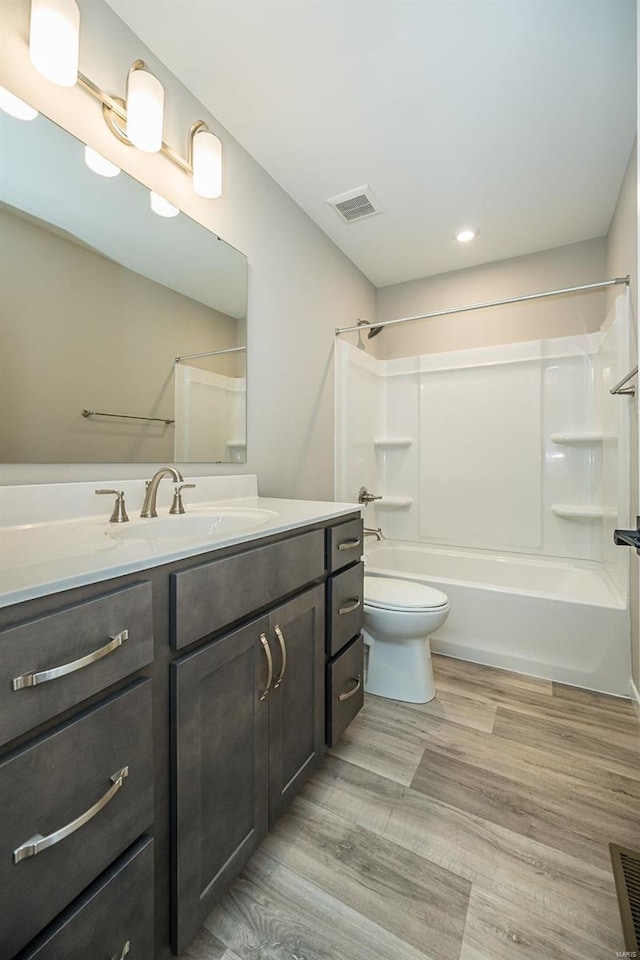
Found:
<box><xmin>0</xmin><ymin>99</ymin><xmax>247</xmax><ymax>463</ymax></box>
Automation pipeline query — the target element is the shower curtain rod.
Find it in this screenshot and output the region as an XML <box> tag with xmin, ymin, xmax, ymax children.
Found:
<box><xmin>334</xmin><ymin>276</ymin><xmax>630</xmax><ymax>337</ymax></box>
<box><xmin>175</xmin><ymin>345</ymin><xmax>247</xmax><ymax>362</ymax></box>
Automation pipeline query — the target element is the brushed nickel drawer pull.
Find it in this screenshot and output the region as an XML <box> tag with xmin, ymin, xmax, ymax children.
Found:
<box><xmin>338</xmin><ymin>538</ymin><xmax>361</xmax><ymax>551</ymax></box>
<box><xmin>12</xmin><ymin>630</ymin><xmax>129</xmax><ymax>691</ymax></box>
<box><xmin>273</xmin><ymin>625</ymin><xmax>287</xmax><ymax>688</ymax></box>
<box><xmin>338</xmin><ymin>675</ymin><xmax>362</xmax><ymax>702</ymax></box>
<box><xmin>13</xmin><ymin>766</ymin><xmax>129</xmax><ymax>864</ymax></box>
<box><xmin>110</xmin><ymin>941</ymin><xmax>131</xmax><ymax>960</ymax></box>
<box><xmin>259</xmin><ymin>633</ymin><xmax>273</xmax><ymax>701</ymax></box>
<box><xmin>338</xmin><ymin>597</ymin><xmax>361</xmax><ymax>616</ymax></box>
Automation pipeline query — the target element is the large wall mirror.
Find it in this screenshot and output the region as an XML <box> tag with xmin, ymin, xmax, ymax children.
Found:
<box><xmin>0</xmin><ymin>99</ymin><xmax>247</xmax><ymax>464</ymax></box>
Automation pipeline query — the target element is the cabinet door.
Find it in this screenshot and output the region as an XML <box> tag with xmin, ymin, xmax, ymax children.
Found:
<box><xmin>268</xmin><ymin>585</ymin><xmax>325</xmax><ymax>823</ymax></box>
<box><xmin>172</xmin><ymin>616</ymin><xmax>270</xmax><ymax>954</ymax></box>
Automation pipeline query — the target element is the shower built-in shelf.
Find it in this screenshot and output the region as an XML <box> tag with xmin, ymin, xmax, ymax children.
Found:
<box><xmin>550</xmin><ymin>433</ymin><xmax>604</xmax><ymax>445</ymax></box>
<box><xmin>552</xmin><ymin>504</ymin><xmax>616</xmax><ymax>520</ymax></box>
<box><xmin>377</xmin><ymin>496</ymin><xmax>413</xmax><ymax>508</ymax></box>
<box><xmin>373</xmin><ymin>437</ymin><xmax>414</xmax><ymax>448</ymax></box>
<box><xmin>226</xmin><ymin>440</ymin><xmax>246</xmax><ymax>450</ymax></box>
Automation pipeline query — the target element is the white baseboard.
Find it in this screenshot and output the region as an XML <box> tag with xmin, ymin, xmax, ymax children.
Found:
<box><xmin>630</xmin><ymin>676</ymin><xmax>640</xmax><ymax>722</ymax></box>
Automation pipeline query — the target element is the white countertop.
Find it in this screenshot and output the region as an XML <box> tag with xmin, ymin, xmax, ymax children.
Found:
<box><xmin>0</xmin><ymin>476</ymin><xmax>361</xmax><ymax>608</ymax></box>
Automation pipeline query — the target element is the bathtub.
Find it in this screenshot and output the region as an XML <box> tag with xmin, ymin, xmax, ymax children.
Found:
<box><xmin>364</xmin><ymin>541</ymin><xmax>631</xmax><ymax>697</ymax></box>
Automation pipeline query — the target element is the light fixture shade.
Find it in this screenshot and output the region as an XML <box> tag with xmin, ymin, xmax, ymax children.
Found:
<box><xmin>84</xmin><ymin>146</ymin><xmax>120</xmax><ymax>178</ymax></box>
<box><xmin>150</xmin><ymin>191</ymin><xmax>179</xmax><ymax>218</ymax></box>
<box><xmin>0</xmin><ymin>87</ymin><xmax>38</xmax><ymax>121</ymax></box>
<box><xmin>192</xmin><ymin>128</ymin><xmax>222</xmax><ymax>199</ymax></box>
<box><xmin>126</xmin><ymin>64</ymin><xmax>164</xmax><ymax>153</ymax></box>
<box><xmin>29</xmin><ymin>0</ymin><xmax>79</xmax><ymax>87</ymax></box>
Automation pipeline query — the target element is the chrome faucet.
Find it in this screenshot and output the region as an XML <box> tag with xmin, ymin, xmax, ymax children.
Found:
<box><xmin>358</xmin><ymin>486</ymin><xmax>382</xmax><ymax>505</ymax></box>
<box><xmin>141</xmin><ymin>466</ymin><xmax>184</xmax><ymax>518</ymax></box>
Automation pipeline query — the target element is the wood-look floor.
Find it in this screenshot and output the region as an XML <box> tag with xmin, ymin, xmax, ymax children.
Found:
<box><xmin>181</xmin><ymin>655</ymin><xmax>640</xmax><ymax>960</ymax></box>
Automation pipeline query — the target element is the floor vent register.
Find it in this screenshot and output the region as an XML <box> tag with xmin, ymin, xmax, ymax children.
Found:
<box><xmin>610</xmin><ymin>842</ymin><xmax>640</xmax><ymax>953</ymax></box>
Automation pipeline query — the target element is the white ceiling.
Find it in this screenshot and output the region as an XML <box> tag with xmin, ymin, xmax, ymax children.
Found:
<box><xmin>105</xmin><ymin>0</ymin><xmax>636</xmax><ymax>288</ymax></box>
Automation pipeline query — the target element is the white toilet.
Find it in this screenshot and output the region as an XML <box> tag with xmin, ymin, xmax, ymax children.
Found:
<box><xmin>363</xmin><ymin>575</ymin><xmax>450</xmax><ymax>703</ymax></box>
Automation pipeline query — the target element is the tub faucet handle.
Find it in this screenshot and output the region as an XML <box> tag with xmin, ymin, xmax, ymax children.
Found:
<box><xmin>358</xmin><ymin>486</ymin><xmax>382</xmax><ymax>505</ymax></box>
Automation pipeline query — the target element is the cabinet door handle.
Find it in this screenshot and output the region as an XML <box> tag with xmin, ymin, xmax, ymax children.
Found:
<box><xmin>259</xmin><ymin>633</ymin><xmax>274</xmax><ymax>701</ymax></box>
<box><xmin>273</xmin><ymin>625</ymin><xmax>287</xmax><ymax>688</ymax></box>
<box><xmin>110</xmin><ymin>941</ymin><xmax>131</xmax><ymax>960</ymax></box>
<box><xmin>13</xmin><ymin>766</ymin><xmax>129</xmax><ymax>863</ymax></box>
<box><xmin>338</xmin><ymin>538</ymin><xmax>361</xmax><ymax>551</ymax></box>
<box><xmin>338</xmin><ymin>597</ymin><xmax>361</xmax><ymax>616</ymax></box>
<box><xmin>338</xmin><ymin>675</ymin><xmax>362</xmax><ymax>702</ymax></box>
<box><xmin>12</xmin><ymin>630</ymin><xmax>129</xmax><ymax>691</ymax></box>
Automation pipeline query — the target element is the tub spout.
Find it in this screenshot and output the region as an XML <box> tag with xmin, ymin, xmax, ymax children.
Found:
<box><xmin>364</xmin><ymin>526</ymin><xmax>385</xmax><ymax>541</ymax></box>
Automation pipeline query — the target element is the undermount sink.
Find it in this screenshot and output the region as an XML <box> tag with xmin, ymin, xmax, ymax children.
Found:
<box><xmin>107</xmin><ymin>508</ymin><xmax>277</xmax><ymax>541</ymax></box>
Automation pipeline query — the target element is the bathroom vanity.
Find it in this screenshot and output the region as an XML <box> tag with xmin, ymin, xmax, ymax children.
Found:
<box><xmin>0</xmin><ymin>479</ymin><xmax>364</xmax><ymax>958</ymax></box>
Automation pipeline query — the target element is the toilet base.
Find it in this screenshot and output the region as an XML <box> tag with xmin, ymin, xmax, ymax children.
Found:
<box><xmin>363</xmin><ymin>628</ymin><xmax>436</xmax><ymax>703</ymax></box>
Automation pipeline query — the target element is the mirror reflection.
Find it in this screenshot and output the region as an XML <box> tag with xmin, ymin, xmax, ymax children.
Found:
<box><xmin>0</xmin><ymin>103</ymin><xmax>247</xmax><ymax>464</ymax></box>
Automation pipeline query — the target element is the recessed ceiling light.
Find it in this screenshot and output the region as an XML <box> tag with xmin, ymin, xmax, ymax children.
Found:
<box><xmin>454</xmin><ymin>227</ymin><xmax>478</xmax><ymax>243</ymax></box>
<box><xmin>84</xmin><ymin>146</ymin><xmax>120</xmax><ymax>178</ymax></box>
<box><xmin>0</xmin><ymin>87</ymin><xmax>38</xmax><ymax>121</ymax></box>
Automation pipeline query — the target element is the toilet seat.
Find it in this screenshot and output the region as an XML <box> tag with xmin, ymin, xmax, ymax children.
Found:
<box><xmin>364</xmin><ymin>575</ymin><xmax>449</xmax><ymax>612</ymax></box>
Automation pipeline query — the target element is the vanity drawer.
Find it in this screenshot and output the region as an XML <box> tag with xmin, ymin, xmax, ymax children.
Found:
<box><xmin>0</xmin><ymin>679</ymin><xmax>154</xmax><ymax>959</ymax></box>
<box><xmin>326</xmin><ymin>634</ymin><xmax>364</xmax><ymax>748</ymax></box>
<box><xmin>172</xmin><ymin>529</ymin><xmax>325</xmax><ymax>649</ymax></box>
<box><xmin>327</xmin><ymin>561</ymin><xmax>364</xmax><ymax>658</ymax></box>
<box><xmin>327</xmin><ymin>518</ymin><xmax>363</xmax><ymax>573</ymax></box>
<box><xmin>16</xmin><ymin>836</ymin><xmax>154</xmax><ymax>960</ymax></box>
<box><xmin>0</xmin><ymin>581</ymin><xmax>153</xmax><ymax>747</ymax></box>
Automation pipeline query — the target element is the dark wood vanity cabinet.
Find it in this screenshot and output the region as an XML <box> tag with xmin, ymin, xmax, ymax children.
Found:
<box><xmin>15</xmin><ymin>836</ymin><xmax>155</xmax><ymax>960</ymax></box>
<box><xmin>172</xmin><ymin>585</ymin><xmax>325</xmax><ymax>952</ymax></box>
<box><xmin>325</xmin><ymin>520</ymin><xmax>365</xmax><ymax>748</ymax></box>
<box><xmin>0</xmin><ymin>586</ymin><xmax>155</xmax><ymax>960</ymax></box>
<box><xmin>0</xmin><ymin>512</ymin><xmax>363</xmax><ymax>959</ymax></box>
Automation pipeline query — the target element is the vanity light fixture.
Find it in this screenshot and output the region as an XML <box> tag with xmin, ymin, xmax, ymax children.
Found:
<box><xmin>189</xmin><ymin>122</ymin><xmax>223</xmax><ymax>199</ymax></box>
<box><xmin>27</xmin><ymin>0</ymin><xmax>222</xmax><ymax>196</ymax></box>
<box><xmin>150</xmin><ymin>191</ymin><xmax>180</xmax><ymax>218</ymax></box>
<box><xmin>0</xmin><ymin>87</ymin><xmax>38</xmax><ymax>121</ymax></box>
<box><xmin>125</xmin><ymin>60</ymin><xmax>164</xmax><ymax>153</ymax></box>
<box><xmin>84</xmin><ymin>146</ymin><xmax>120</xmax><ymax>178</ymax></box>
<box><xmin>29</xmin><ymin>0</ymin><xmax>79</xmax><ymax>87</ymax></box>
<box><xmin>454</xmin><ymin>227</ymin><xmax>478</xmax><ymax>243</ymax></box>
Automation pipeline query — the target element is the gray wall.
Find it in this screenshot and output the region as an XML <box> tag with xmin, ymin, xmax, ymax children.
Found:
<box><xmin>0</xmin><ymin>0</ymin><xmax>376</xmax><ymax>496</ymax></box>
<box><xmin>375</xmin><ymin>237</ymin><xmax>608</xmax><ymax>359</ymax></box>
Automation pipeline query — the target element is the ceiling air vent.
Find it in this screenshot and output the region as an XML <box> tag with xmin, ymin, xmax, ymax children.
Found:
<box><xmin>327</xmin><ymin>185</ymin><xmax>383</xmax><ymax>224</ymax></box>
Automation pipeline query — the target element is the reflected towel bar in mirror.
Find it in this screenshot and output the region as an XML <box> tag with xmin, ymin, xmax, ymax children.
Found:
<box><xmin>81</xmin><ymin>409</ymin><xmax>175</xmax><ymax>425</ymax></box>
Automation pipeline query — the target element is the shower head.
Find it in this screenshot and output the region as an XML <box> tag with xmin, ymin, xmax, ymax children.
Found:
<box><xmin>356</xmin><ymin>318</ymin><xmax>384</xmax><ymax>340</ymax></box>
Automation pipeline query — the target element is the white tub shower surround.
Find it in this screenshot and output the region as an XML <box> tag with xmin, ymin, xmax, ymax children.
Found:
<box><xmin>335</xmin><ymin>292</ymin><xmax>632</xmax><ymax>695</ymax></box>
<box><xmin>365</xmin><ymin>543</ymin><xmax>629</xmax><ymax>696</ymax></box>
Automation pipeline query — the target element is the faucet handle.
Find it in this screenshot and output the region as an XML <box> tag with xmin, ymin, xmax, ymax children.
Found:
<box><xmin>95</xmin><ymin>489</ymin><xmax>129</xmax><ymax>523</ymax></box>
<box><xmin>358</xmin><ymin>486</ymin><xmax>383</xmax><ymax>505</ymax></box>
<box><xmin>170</xmin><ymin>483</ymin><xmax>196</xmax><ymax>516</ymax></box>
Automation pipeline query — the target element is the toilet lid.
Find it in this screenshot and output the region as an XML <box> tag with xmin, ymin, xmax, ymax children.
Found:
<box><xmin>364</xmin><ymin>575</ymin><xmax>449</xmax><ymax>611</ymax></box>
